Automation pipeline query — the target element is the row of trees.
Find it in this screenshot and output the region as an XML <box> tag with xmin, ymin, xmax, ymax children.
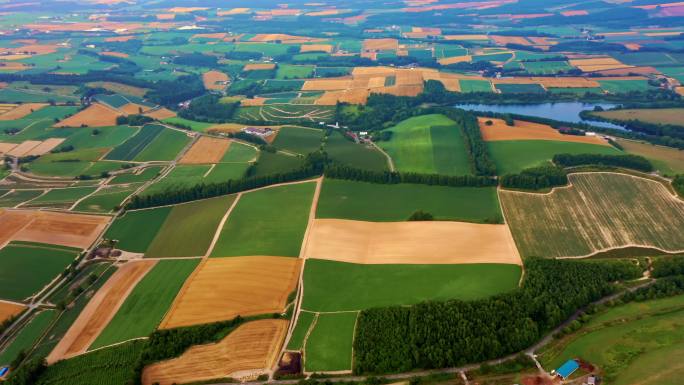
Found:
<box><xmin>353</xmin><ymin>258</ymin><xmax>642</xmax><ymax>374</ymax></box>
<box><xmin>499</xmin><ymin>165</ymin><xmax>568</xmax><ymax>190</ymax></box>
<box><xmin>652</xmin><ymin>256</ymin><xmax>684</xmax><ymax>278</ymax></box>
<box><xmin>580</xmin><ymin>111</ymin><xmax>684</xmax><ymax>141</ymax></box>
<box><xmin>178</xmin><ymin>94</ymin><xmax>239</xmax><ymax>122</ymax></box>
<box><xmin>552</xmin><ymin>153</ymin><xmax>654</xmax><ymax>172</ymax></box>
<box><xmin>325</xmin><ymin>165</ymin><xmax>497</xmax><ymax>187</ymax></box>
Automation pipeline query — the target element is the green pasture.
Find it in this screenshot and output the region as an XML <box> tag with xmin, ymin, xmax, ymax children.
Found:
<box><xmin>73</xmin><ymin>184</ymin><xmax>140</xmax><ymax>213</ymax></box>
<box><xmin>109</xmin><ymin>166</ymin><xmax>164</xmax><ymax>184</ymax></box>
<box><xmin>287</xmin><ymin>311</ymin><xmax>315</xmax><ymax>350</ymax></box>
<box><xmin>104</xmin><ymin>124</ymin><xmax>164</xmax><ymax>161</ymax></box>
<box><xmin>379</xmin><ymin>114</ymin><xmax>471</xmax><ymax>175</ymax></box>
<box><xmin>210</xmin><ymin>182</ymin><xmax>315</xmax><ymax>257</ymax></box>
<box><xmin>324</xmin><ymin>131</ymin><xmax>388</xmax><ymax>171</ymax></box>
<box><xmin>221</xmin><ymin>142</ymin><xmax>258</xmax><ymax>163</ymax></box>
<box><xmin>302</xmin><ymin>259</ymin><xmax>521</xmax><ymax>312</ymax></box>
<box><xmin>487</xmin><ymin>140</ymin><xmax>620</xmax><ymax>175</ymax></box>
<box><xmin>145</xmin><ymin>195</ymin><xmax>236</xmax><ymax>258</ymax></box>
<box><xmin>0</xmin><ymin>310</ymin><xmax>56</xmax><ymax>367</ymax></box>
<box><xmin>0</xmin><ymin>189</ymin><xmax>44</xmax><ymax>207</ymax></box>
<box><xmin>459</xmin><ymin>79</ymin><xmax>493</xmax><ymax>92</ymax></box>
<box><xmin>132</xmin><ymin>128</ymin><xmax>190</xmax><ymax>162</ymax></box>
<box><xmin>317</xmin><ymin>179</ymin><xmax>501</xmax><ymax>222</ymax></box>
<box><xmin>162</xmin><ymin>117</ymin><xmax>213</xmax><ymax>132</ymax></box>
<box><xmin>104</xmin><ymin>207</ymin><xmax>171</xmax><ymax>253</ymax></box>
<box><xmin>304</xmin><ymin>312</ymin><xmax>357</xmax><ymax>372</ymax></box>
<box><xmin>273</xmin><ymin>126</ymin><xmax>324</xmax><ymax>155</ymax></box>
<box><xmin>25</xmin><ymin>186</ymin><xmax>97</xmax><ymax>208</ymax></box>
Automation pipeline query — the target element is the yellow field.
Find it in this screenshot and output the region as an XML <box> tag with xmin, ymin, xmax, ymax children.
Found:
<box><xmin>300</xmin><ymin>44</ymin><xmax>333</xmax><ymax>53</ymax></box>
<box><xmin>569</xmin><ymin>57</ymin><xmax>632</xmax><ymax>72</ymax></box>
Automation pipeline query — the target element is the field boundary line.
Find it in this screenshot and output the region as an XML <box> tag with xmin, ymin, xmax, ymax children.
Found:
<box><xmin>496</xmin><ymin>186</ymin><xmax>525</xmax><ymax>285</ymax></box>
<box><xmin>84</xmin><ymin>336</ymin><xmax>149</xmax><ymax>355</ymax></box>
<box><xmin>158</xmin><ymin>258</ymin><xmax>208</xmax><ymax>330</ymax></box>
<box><xmin>300</xmin><ymin>313</ymin><xmax>319</xmax><ymax>373</ymax></box>
<box><xmin>68</xmin><ymin>183</ymin><xmax>106</xmax><ymax>211</ymax></box>
<box><xmin>556</xmin><ymin>243</ymin><xmax>684</xmax><ymax>260</ymax></box>
<box><xmin>203</xmin><ymin>192</ymin><xmax>242</xmax><ymax>258</ymax></box>
<box><xmin>15</xmin><ymin>188</ymin><xmax>49</xmax><ymax>208</ymax></box>
<box><xmin>370</xmin><ymin>141</ymin><xmax>395</xmax><ymax>172</ymax></box>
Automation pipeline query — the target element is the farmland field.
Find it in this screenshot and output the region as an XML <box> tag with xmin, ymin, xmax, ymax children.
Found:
<box><xmin>26</xmin><ymin>186</ymin><xmax>97</xmax><ymax>208</ymax></box>
<box><xmin>90</xmin><ymin>259</ymin><xmax>199</xmax><ymax>349</ymax></box>
<box><xmin>287</xmin><ymin>311</ymin><xmax>315</xmax><ymax>350</ymax></box>
<box><xmin>379</xmin><ymin>114</ymin><xmax>471</xmax><ymax>175</ymax></box>
<box><xmin>501</xmin><ymin>172</ymin><xmax>684</xmax><ymax>258</ymax></box>
<box><xmin>317</xmin><ymin>179</ymin><xmax>501</xmax><ymax>222</ymax></box>
<box><xmin>302</xmin><ymin>259</ymin><xmax>521</xmax><ymax>312</ymax></box>
<box><xmin>487</xmin><ymin>140</ymin><xmax>620</xmax><ymax>175</ymax></box>
<box><xmin>324</xmin><ymin>131</ymin><xmax>388</xmax><ymax>171</ymax></box>
<box><xmin>0</xmin><ymin>242</ymin><xmax>78</xmax><ymax>301</ymax></box>
<box><xmin>615</xmin><ymin>139</ymin><xmax>684</xmax><ymax>175</ymax></box>
<box><xmin>73</xmin><ymin>184</ymin><xmax>141</xmax><ymax>213</ymax></box>
<box><xmin>145</xmin><ymin>195</ymin><xmax>236</xmax><ymax>258</ymax></box>
<box><xmin>210</xmin><ymin>182</ymin><xmax>315</xmax><ymax>257</ymax></box>
<box><xmin>0</xmin><ymin>190</ymin><xmax>44</xmax><ymax>208</ymax></box>
<box><xmin>459</xmin><ymin>79</ymin><xmax>493</xmax><ymax>92</ymax></box>
<box><xmin>272</xmin><ymin>126</ymin><xmax>324</xmax><ymax>155</ymax></box>
<box><xmin>591</xmin><ymin>108</ymin><xmax>684</xmax><ymax>126</ymax></box>
<box><xmin>132</xmin><ymin>128</ymin><xmax>190</xmax><ymax>162</ymax></box>
<box><xmin>539</xmin><ymin>295</ymin><xmax>684</xmax><ymax>385</ymax></box>
<box><xmin>304</xmin><ymin>312</ymin><xmax>357</xmax><ymax>372</ymax></box>
<box><xmin>220</xmin><ymin>141</ymin><xmax>258</xmax><ymax>163</ymax></box>
<box><xmin>104</xmin><ymin>207</ymin><xmax>171</xmax><ymax>253</ymax></box>
<box><xmin>0</xmin><ymin>310</ymin><xmax>55</xmax><ymax>367</ymax></box>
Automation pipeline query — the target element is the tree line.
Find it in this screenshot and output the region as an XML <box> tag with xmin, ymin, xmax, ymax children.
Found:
<box><xmin>552</xmin><ymin>153</ymin><xmax>654</xmax><ymax>172</ymax></box>
<box><xmin>353</xmin><ymin>258</ymin><xmax>642</xmax><ymax>374</ymax></box>
<box><xmin>325</xmin><ymin>165</ymin><xmax>497</xmax><ymax>187</ymax></box>
<box><xmin>500</xmin><ymin>165</ymin><xmax>568</xmax><ymax>190</ymax></box>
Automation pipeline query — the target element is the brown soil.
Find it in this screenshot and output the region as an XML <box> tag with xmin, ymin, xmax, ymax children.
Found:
<box><xmin>46</xmin><ymin>260</ymin><xmax>156</xmax><ymax>364</ymax></box>
<box><xmin>203</xmin><ymin>70</ymin><xmax>230</xmax><ymax>91</ymax></box>
<box><xmin>142</xmin><ymin>319</ymin><xmax>288</xmax><ymax>385</ymax></box>
<box><xmin>479</xmin><ymin>117</ymin><xmax>609</xmax><ymax>145</ymax></box>
<box><xmin>10</xmin><ymin>210</ymin><xmax>110</xmax><ymax>249</ymax></box>
<box><xmin>160</xmin><ymin>257</ymin><xmax>301</xmax><ymax>329</ymax></box>
<box><xmin>304</xmin><ymin>219</ymin><xmax>522</xmax><ymax>265</ymax></box>
<box><xmin>180</xmin><ymin>136</ymin><xmax>232</xmax><ymax>164</ymax></box>
<box><xmin>54</xmin><ymin>103</ymin><xmax>120</xmax><ymax>128</ymax></box>
<box><xmin>0</xmin><ymin>301</ymin><xmax>25</xmax><ymax>323</ymax></box>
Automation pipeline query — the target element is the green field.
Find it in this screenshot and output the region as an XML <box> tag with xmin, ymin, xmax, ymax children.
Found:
<box><xmin>251</xmin><ymin>151</ymin><xmax>304</xmax><ymax>177</ymax></box>
<box><xmin>221</xmin><ymin>142</ymin><xmax>258</xmax><ymax>163</ymax></box>
<box><xmin>459</xmin><ymin>79</ymin><xmax>494</xmax><ymax>92</ymax></box>
<box><xmin>145</xmin><ymin>195</ymin><xmax>236</xmax><ymax>258</ymax></box>
<box><xmin>132</xmin><ymin>128</ymin><xmax>190</xmax><ymax>162</ymax></box>
<box><xmin>0</xmin><ymin>242</ymin><xmax>78</xmax><ymax>301</ymax></box>
<box><xmin>495</xmin><ymin>83</ymin><xmax>545</xmax><ymax>94</ymax></box>
<box><xmin>24</xmin><ymin>186</ymin><xmax>97</xmax><ymax>208</ymax></box>
<box><xmin>109</xmin><ymin>166</ymin><xmax>164</xmax><ymax>184</ymax></box>
<box><xmin>60</xmin><ymin>125</ymin><xmax>138</xmax><ymax>150</ymax></box>
<box><xmin>317</xmin><ymin>179</ymin><xmax>501</xmax><ymax>222</ymax></box>
<box><xmin>0</xmin><ymin>189</ymin><xmax>44</xmax><ymax>207</ymax></box>
<box><xmin>615</xmin><ymin>139</ymin><xmax>684</xmax><ymax>175</ymax></box>
<box><xmin>104</xmin><ymin>207</ymin><xmax>171</xmax><ymax>253</ymax></box>
<box><xmin>73</xmin><ymin>184</ymin><xmax>140</xmax><ymax>213</ymax></box>
<box><xmin>287</xmin><ymin>311</ymin><xmax>316</xmax><ymax>350</ymax></box>
<box><xmin>324</xmin><ymin>131</ymin><xmax>388</xmax><ymax>171</ymax></box>
<box><xmin>35</xmin><ymin>340</ymin><xmax>144</xmax><ymax>385</ymax></box>
<box><xmin>302</xmin><ymin>259</ymin><xmax>521</xmax><ymax>312</ymax></box>
<box><xmin>104</xmin><ymin>124</ymin><xmax>164</xmax><ymax>161</ymax></box>
<box><xmin>599</xmin><ymin>79</ymin><xmax>653</xmax><ymax>93</ymax></box>
<box><xmin>90</xmin><ymin>259</ymin><xmax>199</xmax><ymax>349</ymax></box>
<box><xmin>304</xmin><ymin>312</ymin><xmax>357</xmax><ymax>372</ymax></box>
<box><xmin>273</xmin><ymin>126</ymin><xmax>324</xmax><ymax>155</ymax></box>
<box><xmin>379</xmin><ymin>114</ymin><xmax>471</xmax><ymax>175</ymax></box>
<box><xmin>522</xmin><ymin>60</ymin><xmax>572</xmax><ymax>74</ymax></box>
<box><xmin>210</xmin><ymin>182</ymin><xmax>315</xmax><ymax>257</ymax></box>
<box><xmin>0</xmin><ymin>310</ymin><xmax>55</xmax><ymax>367</ymax></box>
<box><xmin>162</xmin><ymin>117</ymin><xmax>213</xmax><ymax>132</ymax></box>
<box><xmin>540</xmin><ymin>295</ymin><xmax>684</xmax><ymax>385</ymax></box>
<box><xmin>487</xmin><ymin>140</ymin><xmax>620</xmax><ymax>175</ymax></box>
<box><xmin>276</xmin><ymin>64</ymin><xmax>314</xmax><ymax>79</ymax></box>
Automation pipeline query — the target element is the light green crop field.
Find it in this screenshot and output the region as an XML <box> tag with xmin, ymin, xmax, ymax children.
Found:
<box><xmin>459</xmin><ymin>79</ymin><xmax>493</xmax><ymax>92</ymax></box>
<box><xmin>276</xmin><ymin>64</ymin><xmax>314</xmax><ymax>79</ymax></box>
<box><xmin>304</xmin><ymin>312</ymin><xmax>357</xmax><ymax>372</ymax></box>
<box><xmin>203</xmin><ymin>162</ymin><xmax>251</xmax><ymax>183</ymax></box>
<box><xmin>317</xmin><ymin>179</ymin><xmax>501</xmax><ymax>222</ymax></box>
<box><xmin>302</xmin><ymin>259</ymin><xmax>521</xmax><ymax>312</ymax></box>
<box><xmin>142</xmin><ymin>165</ymin><xmax>210</xmax><ymax>195</ymax></box>
<box><xmin>162</xmin><ymin>117</ymin><xmax>213</xmax><ymax>132</ymax></box>
<box><xmin>0</xmin><ymin>242</ymin><xmax>78</xmax><ymax>301</ymax></box>
<box><xmin>145</xmin><ymin>195</ymin><xmax>236</xmax><ymax>258</ymax></box>
<box><xmin>251</xmin><ymin>151</ymin><xmax>304</xmax><ymax>177</ymax></box>
<box><xmin>210</xmin><ymin>182</ymin><xmax>315</xmax><ymax>257</ymax></box>
<box><xmin>273</xmin><ymin>126</ymin><xmax>324</xmax><ymax>155</ymax></box>
<box><xmin>132</xmin><ymin>128</ymin><xmax>190</xmax><ymax>162</ymax></box>
<box><xmin>0</xmin><ymin>310</ymin><xmax>56</xmax><ymax>367</ymax></box>
<box><xmin>501</xmin><ymin>173</ymin><xmax>684</xmax><ymax>258</ymax></box>
<box><xmin>59</xmin><ymin>125</ymin><xmax>138</xmax><ymax>150</ymax></box>
<box><xmin>487</xmin><ymin>140</ymin><xmax>620</xmax><ymax>175</ymax></box>
<box><xmin>221</xmin><ymin>141</ymin><xmax>258</xmax><ymax>163</ymax></box>
<box><xmin>599</xmin><ymin>79</ymin><xmax>653</xmax><ymax>93</ymax></box>
<box><xmin>287</xmin><ymin>311</ymin><xmax>316</xmax><ymax>350</ymax></box>
<box><xmin>540</xmin><ymin>295</ymin><xmax>684</xmax><ymax>385</ymax></box>
<box><xmin>104</xmin><ymin>207</ymin><xmax>171</xmax><ymax>253</ymax></box>
<box><xmin>0</xmin><ymin>189</ymin><xmax>44</xmax><ymax>208</ymax></box>
<box><xmin>24</xmin><ymin>186</ymin><xmax>97</xmax><ymax>208</ymax></box>
<box><xmin>379</xmin><ymin>114</ymin><xmax>471</xmax><ymax>175</ymax></box>
<box><xmin>109</xmin><ymin>166</ymin><xmax>164</xmax><ymax>185</ymax></box>
<box><xmin>324</xmin><ymin>131</ymin><xmax>388</xmax><ymax>171</ymax></box>
<box><xmin>90</xmin><ymin>259</ymin><xmax>199</xmax><ymax>349</ymax></box>
<box><xmin>73</xmin><ymin>184</ymin><xmax>140</xmax><ymax>213</ymax></box>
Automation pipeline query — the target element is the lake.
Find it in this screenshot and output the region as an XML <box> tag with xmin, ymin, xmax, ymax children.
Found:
<box><xmin>455</xmin><ymin>102</ymin><xmax>627</xmax><ymax>130</ymax></box>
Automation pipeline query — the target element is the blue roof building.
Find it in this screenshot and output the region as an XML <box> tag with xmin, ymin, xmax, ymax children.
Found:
<box><xmin>556</xmin><ymin>359</ymin><xmax>579</xmax><ymax>380</ymax></box>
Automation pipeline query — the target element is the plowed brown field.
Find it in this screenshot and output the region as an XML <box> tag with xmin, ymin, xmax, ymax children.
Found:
<box><xmin>478</xmin><ymin>117</ymin><xmax>609</xmax><ymax>145</ymax></box>
<box><xmin>144</xmin><ymin>107</ymin><xmax>176</xmax><ymax>120</ymax></box>
<box><xmin>203</xmin><ymin>70</ymin><xmax>229</xmax><ymax>91</ymax></box>
<box><xmin>0</xmin><ymin>301</ymin><xmax>25</xmax><ymax>323</ymax></box>
<box><xmin>0</xmin><ymin>210</ymin><xmax>110</xmax><ymax>249</ymax></box>
<box><xmin>142</xmin><ymin>319</ymin><xmax>288</xmax><ymax>385</ymax></box>
<box><xmin>304</xmin><ymin>219</ymin><xmax>521</xmax><ymax>265</ymax></box>
<box><xmin>160</xmin><ymin>257</ymin><xmax>300</xmax><ymax>329</ymax></box>
<box><xmin>180</xmin><ymin>136</ymin><xmax>232</xmax><ymax>164</ymax></box>
<box><xmin>363</xmin><ymin>38</ymin><xmax>399</xmax><ymax>51</ymax></box>
<box><xmin>46</xmin><ymin>260</ymin><xmax>156</xmax><ymax>364</ymax></box>
<box><xmin>0</xmin><ymin>103</ymin><xmax>46</xmax><ymax>120</ymax></box>
<box><xmin>54</xmin><ymin>103</ymin><xmax>120</xmax><ymax>128</ymax></box>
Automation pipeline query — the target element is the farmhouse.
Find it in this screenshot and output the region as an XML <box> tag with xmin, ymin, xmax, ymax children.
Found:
<box><xmin>243</xmin><ymin>126</ymin><xmax>274</xmax><ymax>137</ymax></box>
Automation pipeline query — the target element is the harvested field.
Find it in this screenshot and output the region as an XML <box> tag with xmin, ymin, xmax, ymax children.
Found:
<box><xmin>6</xmin><ymin>141</ymin><xmax>40</xmax><ymax>157</ymax></box>
<box><xmin>179</xmin><ymin>136</ymin><xmax>231</xmax><ymax>164</ymax></box>
<box><xmin>142</xmin><ymin>319</ymin><xmax>288</xmax><ymax>385</ymax></box>
<box><xmin>23</xmin><ymin>138</ymin><xmax>66</xmax><ymax>156</ymax></box>
<box><xmin>0</xmin><ymin>142</ymin><xmax>16</xmax><ymax>154</ymax></box>
<box><xmin>118</xmin><ymin>103</ymin><xmax>149</xmax><ymax>115</ymax></box>
<box><xmin>144</xmin><ymin>107</ymin><xmax>176</xmax><ymax>120</ymax></box>
<box><xmin>500</xmin><ymin>172</ymin><xmax>684</xmax><ymax>258</ymax></box>
<box><xmin>249</xmin><ymin>34</ymin><xmax>323</xmax><ymax>43</ymax></box>
<box><xmin>438</xmin><ymin>55</ymin><xmax>472</xmax><ymax>65</ymax></box>
<box><xmin>160</xmin><ymin>257</ymin><xmax>300</xmax><ymax>329</ymax></box>
<box><xmin>202</xmin><ymin>70</ymin><xmax>229</xmax><ymax>91</ymax></box>
<box><xmin>302</xmin><ymin>79</ymin><xmax>353</xmax><ymax>91</ymax></box>
<box><xmin>0</xmin><ymin>103</ymin><xmax>46</xmax><ymax>120</ymax></box>
<box><xmin>54</xmin><ymin>103</ymin><xmax>120</xmax><ymax>128</ymax></box>
<box><xmin>85</xmin><ymin>81</ymin><xmax>148</xmax><ymax>97</ymax></box>
<box><xmin>0</xmin><ymin>301</ymin><xmax>25</xmax><ymax>323</ymax></box>
<box><xmin>569</xmin><ymin>57</ymin><xmax>632</xmax><ymax>72</ymax></box>
<box><xmin>100</xmin><ymin>51</ymin><xmax>129</xmax><ymax>58</ymax></box>
<box><xmin>591</xmin><ymin>108</ymin><xmax>684</xmax><ymax>126</ymax></box>
<box><xmin>315</xmin><ymin>89</ymin><xmax>368</xmax><ymax>105</ymax></box>
<box><xmin>478</xmin><ymin>117</ymin><xmax>609</xmax><ymax>145</ymax></box>
<box><xmin>301</xmin><ymin>44</ymin><xmax>333</xmax><ymax>53</ymax></box>
<box><xmin>243</xmin><ymin>63</ymin><xmax>276</xmax><ymax>71</ymax></box>
<box><xmin>304</xmin><ymin>219</ymin><xmax>521</xmax><ymax>265</ymax></box>
<box><xmin>0</xmin><ymin>210</ymin><xmax>110</xmax><ymax>249</ymax></box>
<box><xmin>363</xmin><ymin>38</ymin><xmax>399</xmax><ymax>51</ymax></box>
<box><xmin>491</xmin><ymin>35</ymin><xmax>531</xmax><ymax>46</ymax></box>
<box><xmin>46</xmin><ymin>260</ymin><xmax>156</xmax><ymax>363</ymax></box>
<box><xmin>616</xmin><ymin>138</ymin><xmax>684</xmax><ymax>174</ymax></box>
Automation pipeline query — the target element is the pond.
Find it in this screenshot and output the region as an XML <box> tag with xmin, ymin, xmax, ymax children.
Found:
<box><xmin>455</xmin><ymin>102</ymin><xmax>627</xmax><ymax>130</ymax></box>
